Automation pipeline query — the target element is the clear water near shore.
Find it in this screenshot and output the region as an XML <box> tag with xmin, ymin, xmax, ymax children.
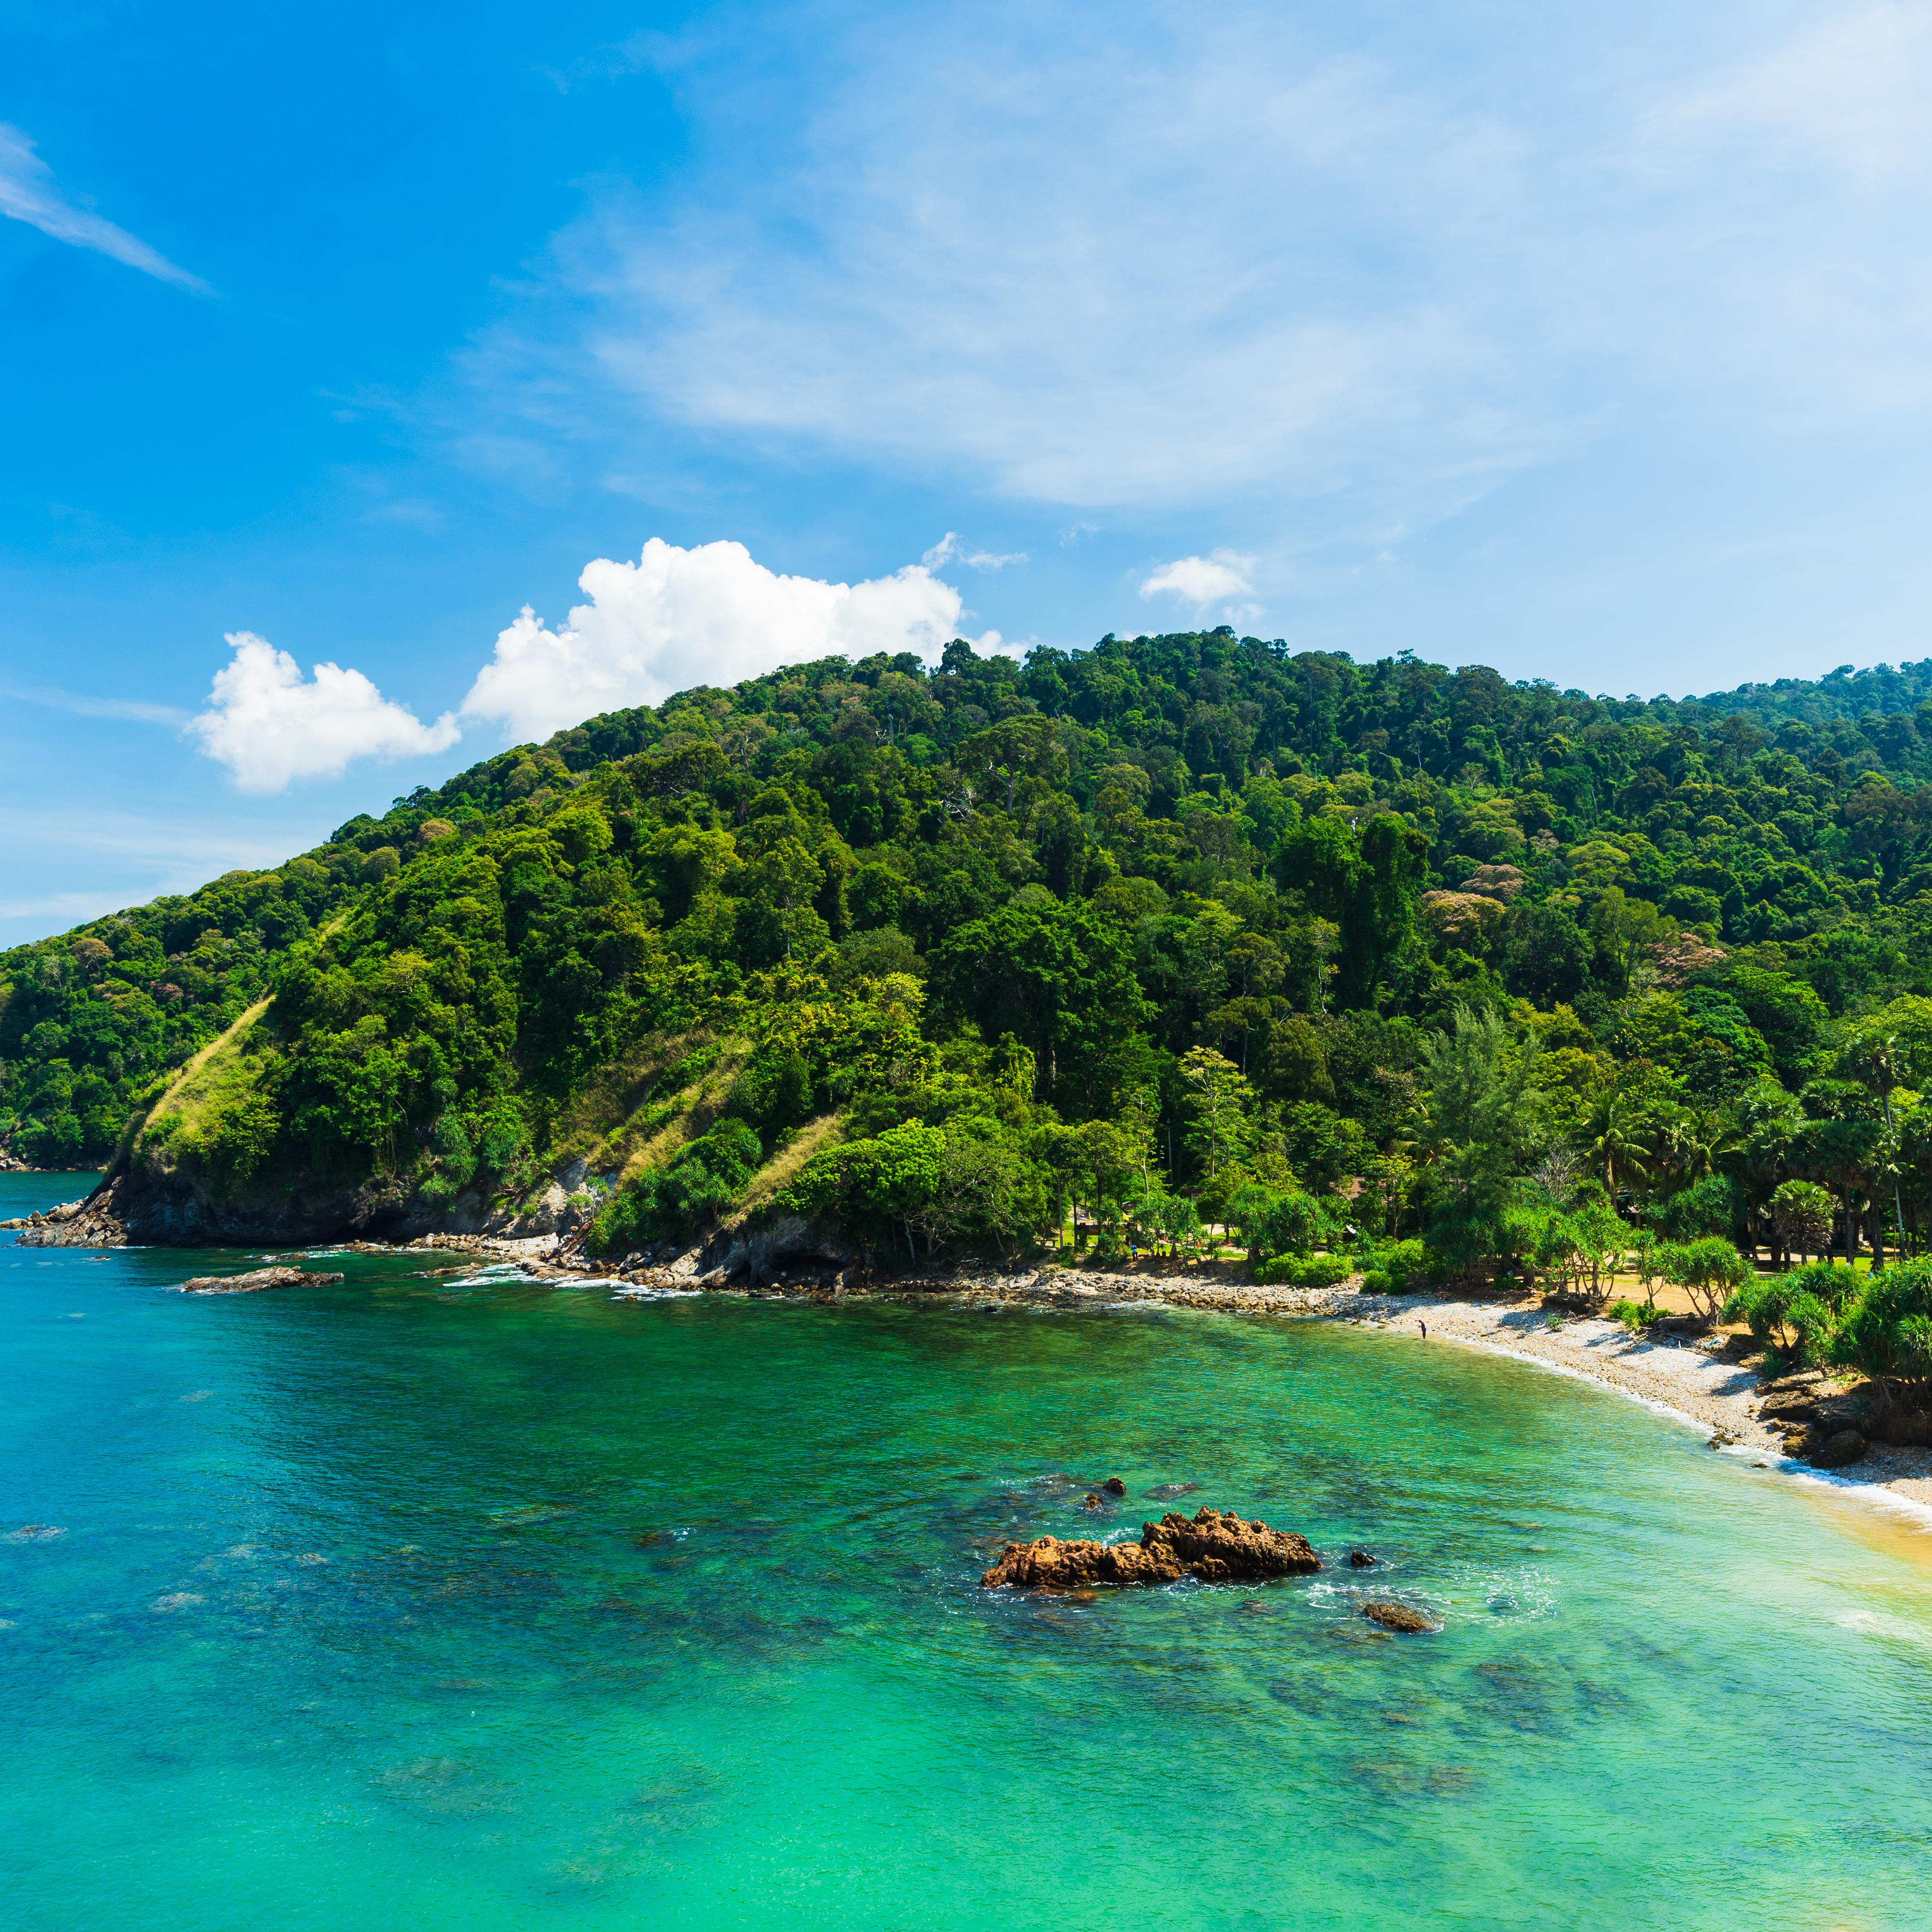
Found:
<box><xmin>4</xmin><ymin>1170</ymin><xmax>1932</xmax><ymax>1931</ymax></box>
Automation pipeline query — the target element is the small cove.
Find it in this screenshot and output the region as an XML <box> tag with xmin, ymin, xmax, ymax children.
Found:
<box><xmin>4</xmin><ymin>1172</ymin><xmax>1931</xmax><ymax>1931</ymax></box>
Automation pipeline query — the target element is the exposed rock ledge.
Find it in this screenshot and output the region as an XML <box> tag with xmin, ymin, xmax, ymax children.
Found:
<box><xmin>178</xmin><ymin>1267</ymin><xmax>345</xmax><ymax>1295</ymax></box>
<box><xmin>981</xmin><ymin>1506</ymin><xmax>1322</xmax><ymax>1589</ymax></box>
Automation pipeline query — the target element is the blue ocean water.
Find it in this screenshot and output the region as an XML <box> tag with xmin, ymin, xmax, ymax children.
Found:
<box><xmin>4</xmin><ymin>1167</ymin><xmax>1931</xmax><ymax>1930</ymax></box>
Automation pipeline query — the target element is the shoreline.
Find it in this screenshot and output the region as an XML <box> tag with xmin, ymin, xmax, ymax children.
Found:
<box><xmin>45</xmin><ymin>1218</ymin><xmax>1932</xmax><ymax>1539</ymax></box>
<box><xmin>566</xmin><ymin>1250</ymin><xmax>1932</xmax><ymax>1532</ymax></box>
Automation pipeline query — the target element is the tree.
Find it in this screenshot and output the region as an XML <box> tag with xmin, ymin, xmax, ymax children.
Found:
<box><xmin>1657</xmin><ymin>1236</ymin><xmax>1749</xmax><ymax>1326</ymax></box>
<box><xmin>1582</xmin><ymin>1090</ymin><xmax>1649</xmax><ymax>1196</ymax></box>
<box><xmin>1769</xmin><ymin>1179</ymin><xmax>1833</xmax><ymax>1265</ymax></box>
<box><xmin>930</xmin><ymin>900</ymin><xmax>1148</xmax><ymax>1104</ymax></box>
<box><xmin>1177</xmin><ymin>1046</ymin><xmax>1253</xmax><ymax>1209</ymax></box>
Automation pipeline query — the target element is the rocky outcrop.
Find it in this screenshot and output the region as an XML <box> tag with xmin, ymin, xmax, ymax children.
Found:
<box><xmin>1361</xmin><ymin>1600</ymin><xmax>1437</xmax><ymax>1633</ymax></box>
<box><xmin>8</xmin><ymin>1150</ymin><xmax>609</xmax><ymax>1251</ymax></box>
<box><xmin>1809</xmin><ymin>1429</ymin><xmax>1868</xmax><ymax>1470</ymax></box>
<box><xmin>179</xmin><ymin>1267</ymin><xmax>346</xmax><ymax>1294</ymax></box>
<box><xmin>979</xmin><ymin>1535</ymin><xmax>1184</xmax><ymax>1588</ymax></box>
<box><xmin>981</xmin><ymin>1506</ymin><xmax>1322</xmax><ymax>1590</ymax></box>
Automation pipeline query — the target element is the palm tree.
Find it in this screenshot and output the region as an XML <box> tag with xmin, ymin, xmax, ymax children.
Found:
<box><xmin>1583</xmin><ymin>1091</ymin><xmax>1649</xmax><ymax>1197</ymax></box>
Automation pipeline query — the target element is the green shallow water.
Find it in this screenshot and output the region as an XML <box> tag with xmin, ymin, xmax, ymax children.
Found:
<box><xmin>4</xmin><ymin>1171</ymin><xmax>1932</xmax><ymax>1930</ymax></box>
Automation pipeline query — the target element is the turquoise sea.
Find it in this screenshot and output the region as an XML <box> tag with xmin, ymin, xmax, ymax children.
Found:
<box><xmin>4</xmin><ymin>1169</ymin><xmax>1931</xmax><ymax>1930</ymax></box>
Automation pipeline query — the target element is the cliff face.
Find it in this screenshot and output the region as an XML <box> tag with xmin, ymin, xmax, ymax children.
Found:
<box><xmin>10</xmin><ymin>1153</ymin><xmax>597</xmax><ymax>1249</ymax></box>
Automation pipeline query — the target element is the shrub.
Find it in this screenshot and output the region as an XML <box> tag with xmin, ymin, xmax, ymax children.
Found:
<box><xmin>1831</xmin><ymin>1259</ymin><xmax>1932</xmax><ymax>1398</ymax></box>
<box><xmin>1253</xmin><ymin>1251</ymin><xmax>1353</xmax><ymax>1289</ymax></box>
<box><xmin>1723</xmin><ymin>1261</ymin><xmax>1859</xmax><ymax>1369</ymax></box>
<box><xmin>1355</xmin><ymin>1237</ymin><xmax>1428</xmax><ymax>1293</ymax></box>
<box><xmin>1227</xmin><ymin>1184</ymin><xmax>1336</xmax><ymax>1260</ymax></box>
<box><xmin>1656</xmin><ymin>1236</ymin><xmax>1750</xmax><ymax>1324</ymax></box>
<box><xmin>588</xmin><ymin>1116</ymin><xmax>765</xmax><ymax>1255</ymax></box>
<box><xmin>1608</xmin><ymin>1297</ymin><xmax>1661</xmax><ymax>1331</ymax></box>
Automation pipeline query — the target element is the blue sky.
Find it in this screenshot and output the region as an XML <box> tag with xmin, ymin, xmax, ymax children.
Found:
<box><xmin>5</xmin><ymin>0</ymin><xmax>1932</xmax><ymax>942</ymax></box>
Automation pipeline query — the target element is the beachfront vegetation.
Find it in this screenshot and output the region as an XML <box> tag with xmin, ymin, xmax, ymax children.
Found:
<box><xmin>16</xmin><ymin>631</ymin><xmax>1932</xmax><ymax>1290</ymax></box>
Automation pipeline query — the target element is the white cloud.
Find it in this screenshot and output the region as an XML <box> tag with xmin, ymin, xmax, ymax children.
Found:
<box><xmin>922</xmin><ymin>532</ymin><xmax>1027</xmax><ymax>571</ymax></box>
<box><xmin>0</xmin><ymin>123</ymin><xmax>206</xmax><ymax>290</ymax></box>
<box><xmin>188</xmin><ymin>633</ymin><xmax>459</xmax><ymax>794</ymax></box>
<box><xmin>478</xmin><ymin>0</ymin><xmax>1932</xmax><ymax>538</ymax></box>
<box><xmin>1140</xmin><ymin>551</ymin><xmax>1255</xmax><ymax>604</ymax></box>
<box><xmin>1</xmin><ymin>681</ymin><xmax>187</xmax><ymax>725</ymax></box>
<box><xmin>460</xmin><ymin>537</ymin><xmax>991</xmax><ymax>743</ymax></box>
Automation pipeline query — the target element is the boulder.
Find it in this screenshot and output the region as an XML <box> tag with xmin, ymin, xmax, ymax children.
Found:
<box><xmin>1815</xmin><ymin>1394</ymin><xmax>1873</xmax><ymax>1432</ymax></box>
<box><xmin>980</xmin><ymin>1534</ymin><xmax>1183</xmax><ymax>1589</ymax></box>
<box><xmin>1758</xmin><ymin>1389</ymin><xmax>1820</xmax><ymax>1424</ymax></box>
<box><xmin>1102</xmin><ymin>1477</ymin><xmax>1127</xmax><ymax>1497</ymax></box>
<box><xmin>179</xmin><ymin>1267</ymin><xmax>346</xmax><ymax>1295</ymax></box>
<box><xmin>981</xmin><ymin>1506</ymin><xmax>1323</xmax><ymax>1590</ymax></box>
<box><xmin>1877</xmin><ymin>1410</ymin><xmax>1932</xmax><ymax>1448</ymax></box>
<box><xmin>1809</xmin><ymin>1429</ymin><xmax>1868</xmax><ymax>1470</ymax></box>
<box><xmin>1361</xmin><ymin>1600</ymin><xmax>1438</xmax><ymax>1633</ymax></box>
<box><xmin>1348</xmin><ymin>1549</ymin><xmax>1379</xmax><ymax>1568</ymax></box>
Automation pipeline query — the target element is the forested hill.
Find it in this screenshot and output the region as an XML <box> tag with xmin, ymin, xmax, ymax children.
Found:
<box><xmin>11</xmin><ymin>630</ymin><xmax>1932</xmax><ymax>1270</ymax></box>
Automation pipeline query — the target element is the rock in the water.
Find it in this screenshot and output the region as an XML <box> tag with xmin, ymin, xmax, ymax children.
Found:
<box><xmin>1348</xmin><ymin>1549</ymin><xmax>1379</xmax><ymax>1568</ymax></box>
<box><xmin>1143</xmin><ymin>1482</ymin><xmax>1199</xmax><ymax>1500</ymax></box>
<box><xmin>1145</xmin><ymin>1507</ymin><xmax>1322</xmax><ymax>1583</ymax></box>
<box><xmin>178</xmin><ymin>1267</ymin><xmax>346</xmax><ymax>1295</ymax></box>
<box><xmin>1081</xmin><ymin>1492</ymin><xmax>1105</xmax><ymax>1510</ymax></box>
<box><xmin>1102</xmin><ymin>1477</ymin><xmax>1127</xmax><ymax>1497</ymax></box>
<box><xmin>1361</xmin><ymin>1600</ymin><xmax>1437</xmax><ymax>1633</ymax></box>
<box><xmin>1809</xmin><ymin>1429</ymin><xmax>1868</xmax><ymax>1470</ymax></box>
<box><xmin>980</xmin><ymin>1505</ymin><xmax>1322</xmax><ymax>1590</ymax></box>
<box><xmin>979</xmin><ymin>1534</ymin><xmax>1183</xmax><ymax>1589</ymax></box>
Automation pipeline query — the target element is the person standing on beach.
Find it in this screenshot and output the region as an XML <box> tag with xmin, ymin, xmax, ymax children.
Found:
<box><xmin>1419</xmin><ymin>1321</ymin><xmax>1427</xmax><ymax>1339</ymax></box>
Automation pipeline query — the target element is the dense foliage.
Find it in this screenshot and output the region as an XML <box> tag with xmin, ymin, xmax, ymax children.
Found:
<box><xmin>17</xmin><ymin>630</ymin><xmax>1932</xmax><ymax>1282</ymax></box>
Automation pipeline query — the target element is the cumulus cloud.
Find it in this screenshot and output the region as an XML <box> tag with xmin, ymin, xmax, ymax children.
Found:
<box><xmin>0</xmin><ymin>123</ymin><xmax>206</xmax><ymax>289</ymax></box>
<box><xmin>1140</xmin><ymin>552</ymin><xmax>1255</xmax><ymax>604</ymax></box>
<box><xmin>460</xmin><ymin>537</ymin><xmax>991</xmax><ymax>742</ymax></box>
<box><xmin>188</xmin><ymin>633</ymin><xmax>459</xmax><ymax>794</ymax></box>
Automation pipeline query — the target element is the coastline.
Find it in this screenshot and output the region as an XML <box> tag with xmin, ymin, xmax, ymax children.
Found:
<box><xmin>542</xmin><ymin>1246</ymin><xmax>1932</xmax><ymax>1529</ymax></box>
<box><xmin>117</xmin><ymin>1222</ymin><xmax>1932</xmax><ymax>1538</ymax></box>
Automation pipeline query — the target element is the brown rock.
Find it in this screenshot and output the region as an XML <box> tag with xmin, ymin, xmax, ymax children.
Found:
<box><xmin>1348</xmin><ymin>1549</ymin><xmax>1379</xmax><ymax>1568</ymax></box>
<box><xmin>1361</xmin><ymin>1600</ymin><xmax>1438</xmax><ymax>1633</ymax></box>
<box><xmin>1809</xmin><ymin>1429</ymin><xmax>1868</xmax><ymax>1470</ymax></box>
<box><xmin>980</xmin><ymin>1505</ymin><xmax>1323</xmax><ymax>1590</ymax></box>
<box><xmin>1142</xmin><ymin>1506</ymin><xmax>1322</xmax><ymax>1583</ymax></box>
<box><xmin>1877</xmin><ymin>1410</ymin><xmax>1932</xmax><ymax>1447</ymax></box>
<box><xmin>178</xmin><ymin>1267</ymin><xmax>346</xmax><ymax>1295</ymax></box>
<box><xmin>979</xmin><ymin>1534</ymin><xmax>1183</xmax><ymax>1589</ymax></box>
<box><xmin>1102</xmin><ymin>1477</ymin><xmax>1127</xmax><ymax>1497</ymax></box>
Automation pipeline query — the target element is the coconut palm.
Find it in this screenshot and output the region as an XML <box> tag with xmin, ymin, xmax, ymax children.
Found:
<box><xmin>1582</xmin><ymin>1091</ymin><xmax>1649</xmax><ymax>1197</ymax></box>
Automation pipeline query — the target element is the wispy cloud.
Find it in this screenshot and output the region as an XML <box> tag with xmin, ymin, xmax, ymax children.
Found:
<box><xmin>469</xmin><ymin>0</ymin><xmax>1932</xmax><ymax>546</ymax></box>
<box><xmin>922</xmin><ymin>533</ymin><xmax>1027</xmax><ymax>571</ymax></box>
<box><xmin>0</xmin><ymin>682</ymin><xmax>188</xmax><ymax>725</ymax></box>
<box><xmin>0</xmin><ymin>123</ymin><xmax>207</xmax><ymax>290</ymax></box>
<box><xmin>0</xmin><ymin>809</ymin><xmax>311</xmax><ymax>936</ymax></box>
